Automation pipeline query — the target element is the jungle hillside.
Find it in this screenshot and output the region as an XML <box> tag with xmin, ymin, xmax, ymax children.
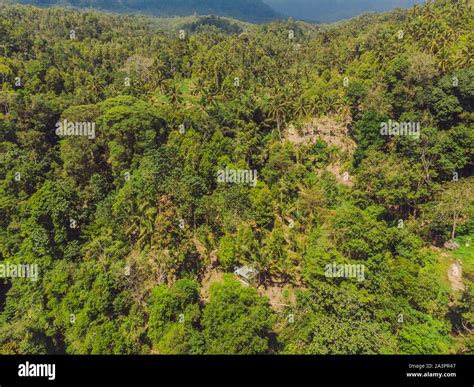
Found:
<box><xmin>0</xmin><ymin>0</ymin><xmax>473</xmax><ymax>354</ymax></box>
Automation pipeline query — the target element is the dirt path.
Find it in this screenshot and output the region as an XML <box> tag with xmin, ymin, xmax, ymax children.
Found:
<box><xmin>200</xmin><ymin>269</ymin><xmax>224</xmax><ymax>302</ymax></box>
<box><xmin>448</xmin><ymin>261</ymin><xmax>465</xmax><ymax>292</ymax></box>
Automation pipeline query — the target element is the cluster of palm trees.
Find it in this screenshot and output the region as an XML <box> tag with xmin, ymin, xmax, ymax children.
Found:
<box><xmin>407</xmin><ymin>0</ymin><xmax>472</xmax><ymax>70</ymax></box>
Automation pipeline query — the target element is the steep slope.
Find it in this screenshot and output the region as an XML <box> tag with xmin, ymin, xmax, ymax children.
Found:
<box><xmin>12</xmin><ymin>0</ymin><xmax>282</xmax><ymax>22</ymax></box>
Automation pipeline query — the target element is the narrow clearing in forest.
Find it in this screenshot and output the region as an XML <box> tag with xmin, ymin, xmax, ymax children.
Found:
<box><xmin>448</xmin><ymin>261</ymin><xmax>465</xmax><ymax>292</ymax></box>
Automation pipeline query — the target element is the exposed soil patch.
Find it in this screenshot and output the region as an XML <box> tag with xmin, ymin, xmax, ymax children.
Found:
<box><xmin>257</xmin><ymin>284</ymin><xmax>296</xmax><ymax>311</ymax></box>
<box><xmin>448</xmin><ymin>261</ymin><xmax>465</xmax><ymax>292</ymax></box>
<box><xmin>195</xmin><ymin>237</ymin><xmax>299</xmax><ymax>309</ymax></box>
<box><xmin>285</xmin><ymin>115</ymin><xmax>356</xmax><ymax>186</ymax></box>
<box><xmin>285</xmin><ymin>115</ymin><xmax>355</xmax><ymax>153</ymax></box>
<box><xmin>326</xmin><ymin>163</ymin><xmax>354</xmax><ymax>187</ymax></box>
<box><xmin>200</xmin><ymin>269</ymin><xmax>224</xmax><ymax>302</ymax></box>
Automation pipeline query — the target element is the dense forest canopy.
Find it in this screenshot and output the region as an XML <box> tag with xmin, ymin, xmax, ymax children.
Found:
<box><xmin>9</xmin><ymin>0</ymin><xmax>283</xmax><ymax>23</ymax></box>
<box><xmin>0</xmin><ymin>0</ymin><xmax>473</xmax><ymax>355</ymax></box>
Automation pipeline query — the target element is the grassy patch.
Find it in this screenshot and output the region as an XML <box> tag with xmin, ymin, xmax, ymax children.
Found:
<box><xmin>454</xmin><ymin>235</ymin><xmax>474</xmax><ymax>285</ymax></box>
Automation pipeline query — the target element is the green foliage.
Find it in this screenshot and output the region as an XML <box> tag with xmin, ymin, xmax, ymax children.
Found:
<box><xmin>184</xmin><ymin>16</ymin><xmax>243</xmax><ymax>34</ymax></box>
<box><xmin>147</xmin><ymin>279</ymin><xmax>201</xmax><ymax>353</ymax></box>
<box><xmin>0</xmin><ymin>0</ymin><xmax>472</xmax><ymax>355</ymax></box>
<box><xmin>281</xmin><ymin>284</ymin><xmax>394</xmax><ymax>354</ymax></box>
<box><xmin>399</xmin><ymin>320</ymin><xmax>452</xmax><ymax>354</ymax></box>
<box><xmin>217</xmin><ymin>234</ymin><xmax>236</xmax><ymax>269</ymax></box>
<box><xmin>352</xmin><ymin>111</ymin><xmax>388</xmax><ymax>166</ymax></box>
<box><xmin>201</xmin><ymin>275</ymin><xmax>274</xmax><ymax>354</ymax></box>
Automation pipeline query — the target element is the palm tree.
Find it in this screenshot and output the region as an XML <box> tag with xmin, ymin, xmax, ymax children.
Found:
<box><xmin>125</xmin><ymin>201</ymin><xmax>157</xmax><ymax>249</ymax></box>
<box><xmin>309</xmin><ymin>95</ymin><xmax>324</xmax><ymax>117</ymax></box>
<box><xmin>453</xmin><ymin>46</ymin><xmax>472</xmax><ymax>68</ymax></box>
<box><xmin>411</xmin><ymin>4</ymin><xmax>421</xmax><ymax>17</ymax></box>
<box><xmin>263</xmin><ymin>88</ymin><xmax>290</xmax><ymax>140</ymax></box>
<box><xmin>293</xmin><ymin>95</ymin><xmax>309</xmax><ymax>119</ymax></box>
<box><xmin>449</xmin><ymin>0</ymin><xmax>467</xmax><ymax>19</ymax></box>
<box><xmin>151</xmin><ymin>59</ymin><xmax>166</xmax><ymax>93</ymax></box>
<box><xmin>423</xmin><ymin>1</ymin><xmax>436</xmax><ymax>23</ymax></box>
<box><xmin>321</xmin><ymin>94</ymin><xmax>338</xmax><ymax>115</ymax></box>
<box><xmin>192</xmin><ymin>77</ymin><xmax>206</xmax><ymax>97</ymax></box>
<box><xmin>437</xmin><ymin>47</ymin><xmax>451</xmax><ymax>73</ymax></box>
<box><xmin>164</xmin><ymin>79</ymin><xmax>183</xmax><ymax>106</ymax></box>
<box><xmin>85</xmin><ymin>75</ymin><xmax>103</xmax><ymax>103</ymax></box>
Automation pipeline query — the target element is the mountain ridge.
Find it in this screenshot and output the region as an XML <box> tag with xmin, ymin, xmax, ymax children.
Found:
<box><xmin>11</xmin><ymin>0</ymin><xmax>283</xmax><ymax>23</ymax></box>
<box><xmin>8</xmin><ymin>0</ymin><xmax>429</xmax><ymax>23</ymax></box>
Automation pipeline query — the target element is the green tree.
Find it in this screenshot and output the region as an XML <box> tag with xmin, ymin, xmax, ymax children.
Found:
<box><xmin>202</xmin><ymin>275</ymin><xmax>274</xmax><ymax>354</ymax></box>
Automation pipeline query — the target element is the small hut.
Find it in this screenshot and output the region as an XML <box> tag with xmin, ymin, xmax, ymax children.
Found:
<box><xmin>234</xmin><ymin>266</ymin><xmax>258</xmax><ymax>286</ymax></box>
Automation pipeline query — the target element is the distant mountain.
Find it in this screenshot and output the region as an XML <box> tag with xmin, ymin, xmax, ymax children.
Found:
<box><xmin>12</xmin><ymin>0</ymin><xmax>283</xmax><ymax>23</ymax></box>
<box><xmin>263</xmin><ymin>0</ymin><xmax>426</xmax><ymax>22</ymax></box>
